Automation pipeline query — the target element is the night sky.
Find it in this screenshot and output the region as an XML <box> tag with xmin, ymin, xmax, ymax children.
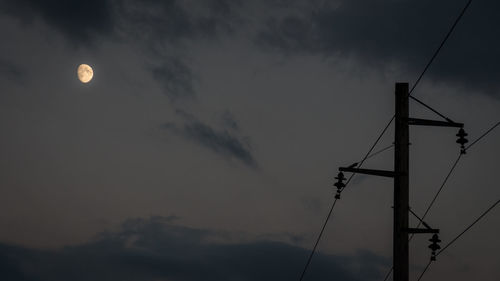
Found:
<box><xmin>0</xmin><ymin>1</ymin><xmax>499</xmax><ymax>280</ymax></box>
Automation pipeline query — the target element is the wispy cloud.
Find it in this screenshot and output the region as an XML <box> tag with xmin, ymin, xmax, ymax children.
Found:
<box><xmin>163</xmin><ymin>110</ymin><xmax>257</xmax><ymax>168</ymax></box>
<box><xmin>0</xmin><ymin>58</ymin><xmax>24</xmax><ymax>83</ymax></box>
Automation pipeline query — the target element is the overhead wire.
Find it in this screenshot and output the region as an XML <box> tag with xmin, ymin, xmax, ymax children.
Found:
<box><xmin>437</xmin><ymin>199</ymin><xmax>500</xmax><ymax>257</ymax></box>
<box><xmin>410</xmin><ymin>153</ymin><xmax>463</xmax><ymax>240</ymax></box>
<box><xmin>413</xmin><ymin>121</ymin><xmax>500</xmax><ymax>280</ymax></box>
<box><xmin>382</xmin><ymin>153</ymin><xmax>463</xmax><ymax>281</ymax></box>
<box><xmin>465</xmin><ymin>121</ymin><xmax>500</xmax><ymax>152</ymax></box>
<box><xmin>365</xmin><ymin>144</ymin><xmax>394</xmax><ymax>161</ymax></box>
<box><xmin>408</xmin><ymin>0</ymin><xmax>473</xmax><ymax>121</ymax></box>
<box><xmin>412</xmin><ymin>121</ymin><xmax>500</xmax><ymax>280</ymax></box>
<box><xmin>416</xmin><ymin>199</ymin><xmax>500</xmax><ymax>281</ymax></box>
<box><xmin>342</xmin><ymin>115</ymin><xmax>395</xmax><ymax>192</ymax></box>
<box><xmin>409</xmin><ymin>0</ymin><xmax>472</xmax><ymax>96</ymax></box>
<box><xmin>298</xmin><ymin>115</ymin><xmax>395</xmax><ymax>281</ymax></box>
<box><xmin>298</xmin><ymin>198</ymin><xmax>338</xmax><ymax>281</ymax></box>
<box><xmin>416</xmin><ymin>260</ymin><xmax>433</xmax><ymax>281</ymax></box>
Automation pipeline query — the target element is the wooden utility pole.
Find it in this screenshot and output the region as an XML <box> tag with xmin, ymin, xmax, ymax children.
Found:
<box><xmin>337</xmin><ymin>83</ymin><xmax>464</xmax><ymax>281</ymax></box>
<box><xmin>394</xmin><ymin>82</ymin><xmax>409</xmax><ymax>281</ymax></box>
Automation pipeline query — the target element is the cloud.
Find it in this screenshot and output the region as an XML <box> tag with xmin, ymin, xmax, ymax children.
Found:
<box><xmin>220</xmin><ymin>110</ymin><xmax>240</xmax><ymax>131</ymax></box>
<box><xmin>0</xmin><ymin>0</ymin><xmax>239</xmax><ymax>46</ymax></box>
<box><xmin>163</xmin><ymin>110</ymin><xmax>257</xmax><ymax>168</ymax></box>
<box><xmin>0</xmin><ymin>216</ymin><xmax>388</xmax><ymax>281</ymax></box>
<box><xmin>115</xmin><ymin>0</ymin><xmax>238</xmax><ymax>44</ymax></box>
<box><xmin>0</xmin><ymin>58</ymin><xmax>24</xmax><ymax>83</ymax></box>
<box><xmin>151</xmin><ymin>58</ymin><xmax>196</xmax><ymax>101</ymax></box>
<box><xmin>5</xmin><ymin>0</ymin><xmax>499</xmax><ymax>96</ymax></box>
<box><xmin>114</xmin><ymin>0</ymin><xmax>240</xmax><ymax>100</ymax></box>
<box><xmin>255</xmin><ymin>0</ymin><xmax>500</xmax><ymax>95</ymax></box>
<box><xmin>0</xmin><ymin>0</ymin><xmax>113</xmax><ymax>44</ymax></box>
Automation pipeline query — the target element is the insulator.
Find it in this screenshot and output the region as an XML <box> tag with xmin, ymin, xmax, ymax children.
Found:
<box><xmin>456</xmin><ymin>128</ymin><xmax>468</xmax><ymax>154</ymax></box>
<box><xmin>428</xmin><ymin>234</ymin><xmax>441</xmax><ymax>261</ymax></box>
<box><xmin>333</xmin><ymin>181</ymin><xmax>345</xmax><ymax>189</ymax></box>
<box><xmin>335</xmin><ymin>172</ymin><xmax>346</xmax><ymax>182</ymax></box>
<box><xmin>333</xmin><ymin>172</ymin><xmax>346</xmax><ymax>199</ymax></box>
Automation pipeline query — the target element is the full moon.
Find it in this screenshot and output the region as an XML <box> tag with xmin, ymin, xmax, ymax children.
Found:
<box><xmin>77</xmin><ymin>64</ymin><xmax>93</xmax><ymax>83</ymax></box>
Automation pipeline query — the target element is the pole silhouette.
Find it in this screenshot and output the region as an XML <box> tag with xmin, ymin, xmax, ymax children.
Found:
<box><xmin>393</xmin><ymin>82</ymin><xmax>409</xmax><ymax>281</ymax></box>
<box><xmin>337</xmin><ymin>83</ymin><xmax>465</xmax><ymax>281</ymax></box>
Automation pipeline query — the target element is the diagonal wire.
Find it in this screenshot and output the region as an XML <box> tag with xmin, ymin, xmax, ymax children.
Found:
<box><xmin>416</xmin><ymin>199</ymin><xmax>500</xmax><ymax>281</ymax></box>
<box><xmin>437</xmin><ymin>199</ymin><xmax>500</xmax><ymax>256</ymax></box>
<box><xmin>298</xmin><ymin>198</ymin><xmax>338</xmax><ymax>281</ymax></box>
<box><xmin>342</xmin><ymin>115</ymin><xmax>395</xmax><ymax>192</ymax></box>
<box><xmin>365</xmin><ymin>144</ymin><xmax>394</xmax><ymax>161</ymax></box>
<box><xmin>410</xmin><ymin>153</ymin><xmax>463</xmax><ymax>240</ymax></box>
<box><xmin>465</xmin><ymin>121</ymin><xmax>500</xmax><ymax>151</ymax></box>
<box><xmin>408</xmin><ymin>0</ymin><xmax>473</xmax><ymax>121</ymax></box>
<box><xmin>409</xmin><ymin>96</ymin><xmax>454</xmax><ymax>122</ymax></box>
<box><xmin>410</xmin><ymin>120</ymin><xmax>500</xmax><ymax>281</ymax></box>
<box><xmin>298</xmin><ymin>115</ymin><xmax>395</xmax><ymax>281</ymax></box>
<box><xmin>417</xmin><ymin>260</ymin><xmax>433</xmax><ymax>281</ymax></box>
<box><xmin>409</xmin><ymin>0</ymin><xmax>473</xmax><ymax>96</ymax></box>
<box><xmin>382</xmin><ymin>153</ymin><xmax>463</xmax><ymax>281</ymax></box>
<box><xmin>381</xmin><ymin>267</ymin><xmax>393</xmax><ymax>281</ymax></box>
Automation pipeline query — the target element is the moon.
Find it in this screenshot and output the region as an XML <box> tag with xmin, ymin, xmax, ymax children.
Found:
<box><xmin>77</xmin><ymin>64</ymin><xmax>93</xmax><ymax>83</ymax></box>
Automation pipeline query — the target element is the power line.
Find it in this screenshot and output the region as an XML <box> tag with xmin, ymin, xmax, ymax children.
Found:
<box><xmin>409</xmin><ymin>0</ymin><xmax>473</xmax><ymax>96</ymax></box>
<box><xmin>411</xmin><ymin>122</ymin><xmax>500</xmax><ymax>281</ymax></box>
<box><xmin>412</xmin><ymin>127</ymin><xmax>500</xmax><ymax>281</ymax></box>
<box><xmin>298</xmin><ymin>198</ymin><xmax>338</xmax><ymax>281</ymax></box>
<box><xmin>410</xmin><ymin>153</ymin><xmax>463</xmax><ymax>239</ymax></box>
<box><xmin>416</xmin><ymin>199</ymin><xmax>500</xmax><ymax>281</ymax></box>
<box><xmin>437</xmin><ymin>198</ymin><xmax>500</xmax><ymax>256</ymax></box>
<box><xmin>381</xmin><ymin>267</ymin><xmax>393</xmax><ymax>281</ymax></box>
<box><xmin>414</xmin><ymin>123</ymin><xmax>500</xmax><ymax>281</ymax></box>
<box><xmin>408</xmin><ymin>0</ymin><xmax>473</xmax><ymax>122</ymax></box>
<box><xmin>465</xmin><ymin>121</ymin><xmax>500</xmax><ymax>151</ymax></box>
<box><xmin>408</xmin><ymin>96</ymin><xmax>453</xmax><ymax>122</ymax></box>
<box><xmin>417</xmin><ymin>260</ymin><xmax>433</xmax><ymax>281</ymax></box>
<box><xmin>382</xmin><ymin>153</ymin><xmax>463</xmax><ymax>281</ymax></box>
<box><xmin>342</xmin><ymin>115</ymin><xmax>395</xmax><ymax>191</ymax></box>
<box><xmin>298</xmin><ymin>115</ymin><xmax>395</xmax><ymax>281</ymax></box>
<box><xmin>384</xmin><ymin>119</ymin><xmax>499</xmax><ymax>280</ymax></box>
<box><xmin>365</xmin><ymin>144</ymin><xmax>394</xmax><ymax>161</ymax></box>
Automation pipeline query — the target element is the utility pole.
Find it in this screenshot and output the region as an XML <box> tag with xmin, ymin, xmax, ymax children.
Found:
<box><xmin>333</xmin><ymin>83</ymin><xmax>468</xmax><ymax>281</ymax></box>
<box><xmin>393</xmin><ymin>82</ymin><xmax>409</xmax><ymax>281</ymax></box>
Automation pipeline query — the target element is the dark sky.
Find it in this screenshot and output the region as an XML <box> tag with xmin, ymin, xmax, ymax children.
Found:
<box><xmin>0</xmin><ymin>0</ymin><xmax>499</xmax><ymax>280</ymax></box>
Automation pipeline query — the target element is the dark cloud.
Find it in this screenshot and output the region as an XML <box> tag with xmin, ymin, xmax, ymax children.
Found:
<box><xmin>116</xmin><ymin>0</ymin><xmax>240</xmax><ymax>100</ymax></box>
<box><xmin>151</xmin><ymin>58</ymin><xmax>196</xmax><ymax>101</ymax></box>
<box><xmin>0</xmin><ymin>0</ymin><xmax>113</xmax><ymax>44</ymax></box>
<box><xmin>5</xmin><ymin>0</ymin><xmax>498</xmax><ymax>96</ymax></box>
<box><xmin>255</xmin><ymin>0</ymin><xmax>500</xmax><ymax>94</ymax></box>
<box><xmin>0</xmin><ymin>0</ymin><xmax>237</xmax><ymax>45</ymax></box>
<box><xmin>0</xmin><ymin>58</ymin><xmax>24</xmax><ymax>83</ymax></box>
<box><xmin>163</xmin><ymin>110</ymin><xmax>257</xmax><ymax>168</ymax></box>
<box><xmin>220</xmin><ymin>110</ymin><xmax>240</xmax><ymax>131</ymax></box>
<box><xmin>0</xmin><ymin>216</ymin><xmax>388</xmax><ymax>281</ymax></box>
<box><xmin>115</xmin><ymin>0</ymin><xmax>238</xmax><ymax>45</ymax></box>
